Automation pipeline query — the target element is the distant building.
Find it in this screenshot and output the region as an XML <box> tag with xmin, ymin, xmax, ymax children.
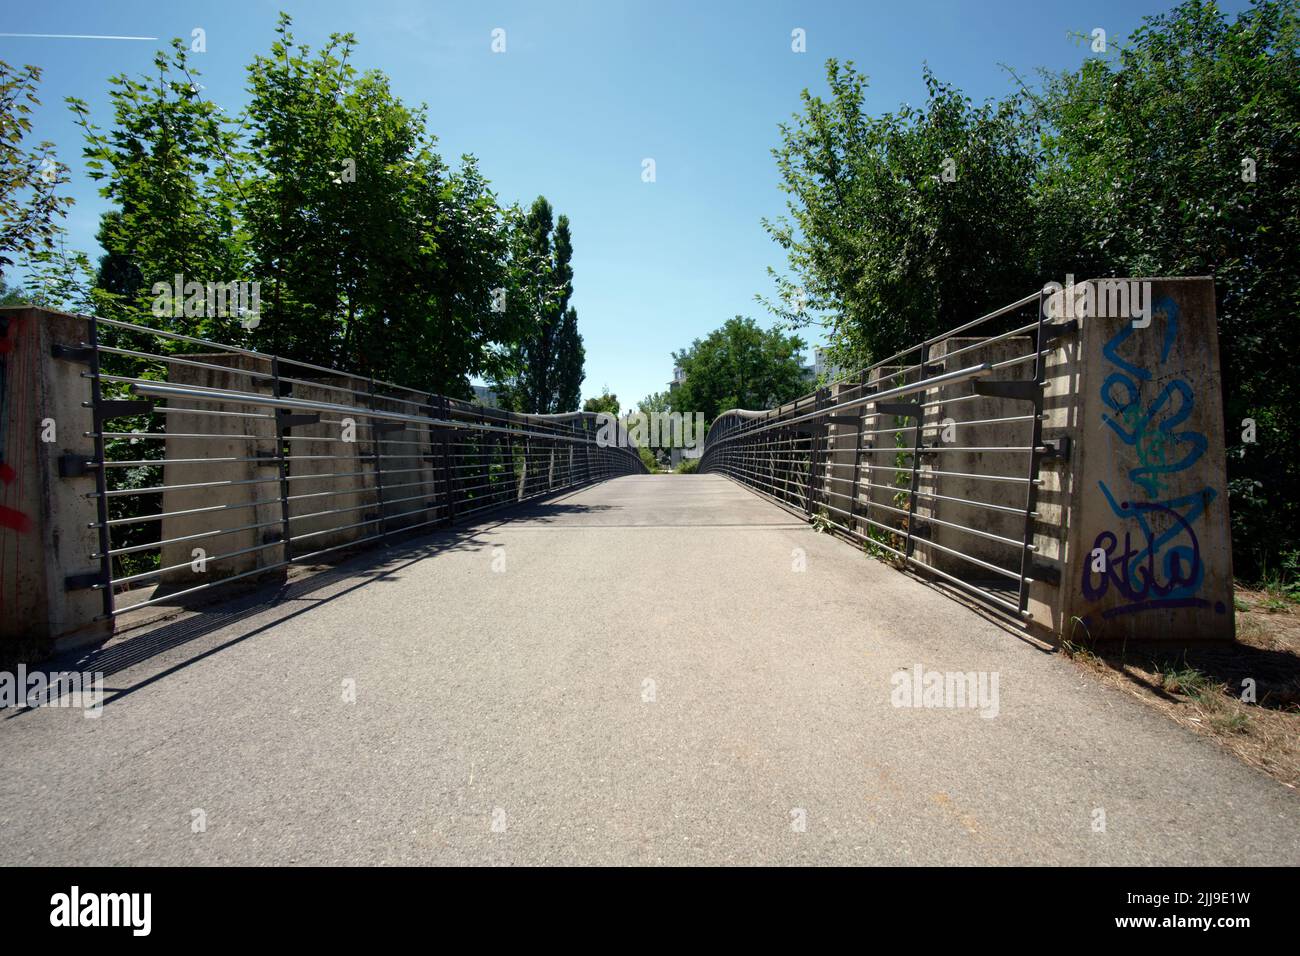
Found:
<box><xmin>660</xmin><ymin>366</ymin><xmax>703</xmax><ymax>467</ymax></box>
<box><xmin>813</xmin><ymin>347</ymin><xmax>844</xmax><ymax>383</ymax></box>
<box><xmin>470</xmin><ymin>384</ymin><xmax>499</xmax><ymax>408</ymax></box>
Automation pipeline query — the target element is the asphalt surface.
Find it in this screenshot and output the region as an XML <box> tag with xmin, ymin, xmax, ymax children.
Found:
<box><xmin>1</xmin><ymin>474</ymin><xmax>1295</xmax><ymax>865</ymax></box>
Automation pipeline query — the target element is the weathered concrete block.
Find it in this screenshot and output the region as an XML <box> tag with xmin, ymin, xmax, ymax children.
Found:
<box><xmin>160</xmin><ymin>354</ymin><xmax>281</xmax><ymax>590</ymax></box>
<box><xmin>914</xmin><ymin>337</ymin><xmax>1035</xmax><ymax>583</ymax></box>
<box><xmin>282</xmin><ymin>374</ymin><xmax>374</xmax><ymax>554</ymax></box>
<box><xmin>1026</xmin><ymin>321</ymin><xmax>1084</xmax><ymax>634</ymax></box>
<box><xmin>858</xmin><ymin>366</ymin><xmax>909</xmax><ymax>549</ymax></box>
<box><xmin>1047</xmin><ymin>277</ymin><xmax>1233</xmax><ymax>641</ymax></box>
<box><xmin>366</xmin><ymin>388</ymin><xmax>438</xmax><ymax>534</ymax></box>
<box><xmin>0</xmin><ymin>308</ymin><xmax>108</xmax><ymax>655</ymax></box>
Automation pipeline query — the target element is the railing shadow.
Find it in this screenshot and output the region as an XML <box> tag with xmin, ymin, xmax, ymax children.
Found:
<box><xmin>4</xmin><ymin>528</ymin><xmax>492</xmax><ymax>717</ymax></box>
<box><xmin>6</xmin><ymin>482</ymin><xmax>638</xmax><ymax>715</ymax></box>
<box><xmin>491</xmin><ymin>501</ymin><xmax>617</xmax><ymax>524</ymax></box>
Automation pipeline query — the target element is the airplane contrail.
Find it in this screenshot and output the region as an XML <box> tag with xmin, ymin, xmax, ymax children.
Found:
<box><xmin>0</xmin><ymin>33</ymin><xmax>158</xmax><ymax>41</ymax></box>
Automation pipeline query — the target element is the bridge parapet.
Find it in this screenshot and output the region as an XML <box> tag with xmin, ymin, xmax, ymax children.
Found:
<box><xmin>701</xmin><ymin>278</ymin><xmax>1233</xmax><ymax>643</ymax></box>
<box><xmin>0</xmin><ymin>309</ymin><xmax>645</xmax><ymax>658</ymax></box>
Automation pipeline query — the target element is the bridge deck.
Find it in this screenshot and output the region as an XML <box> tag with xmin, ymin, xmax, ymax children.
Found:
<box><xmin>1</xmin><ymin>474</ymin><xmax>1294</xmax><ymax>864</ymax></box>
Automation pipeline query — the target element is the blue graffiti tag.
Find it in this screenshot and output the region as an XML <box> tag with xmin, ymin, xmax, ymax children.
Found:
<box><xmin>1085</xmin><ymin>295</ymin><xmax>1218</xmax><ymax>618</ymax></box>
<box><xmin>1083</xmin><ymin>498</ymin><xmax>1210</xmax><ymax>617</ymax></box>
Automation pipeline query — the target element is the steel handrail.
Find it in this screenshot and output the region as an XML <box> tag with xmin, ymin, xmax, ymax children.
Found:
<box><xmin>129</xmin><ymin>381</ymin><xmax>625</xmax><ymax>449</ymax></box>
<box><xmin>705</xmin><ymin>361</ymin><xmax>994</xmax><ymax>447</ymax></box>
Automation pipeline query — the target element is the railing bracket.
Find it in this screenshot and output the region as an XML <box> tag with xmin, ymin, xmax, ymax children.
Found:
<box><xmin>1039</xmin><ymin>436</ymin><xmax>1071</xmax><ymax>462</ymax></box>
<box><xmin>973</xmin><ymin>380</ymin><xmax>1041</xmax><ymax>403</ymax></box>
<box><xmin>1030</xmin><ymin>562</ymin><xmax>1061</xmax><ymax>586</ymax></box>
<box><xmin>877</xmin><ymin>402</ymin><xmax>921</xmax><ymax>419</ymax></box>
<box><xmin>57</xmin><ymin>453</ymin><xmax>98</xmax><ymax>478</ymax></box>
<box><xmin>275</xmin><ymin>410</ymin><xmax>320</xmax><ymax>428</ymax></box>
<box><xmin>51</xmin><ymin>343</ymin><xmax>93</xmax><ymax>364</ymax></box>
<box><xmin>1043</xmin><ymin>319</ymin><xmax>1080</xmax><ymax>342</ymax></box>
<box><xmin>98</xmin><ymin>400</ymin><xmax>154</xmax><ymax>420</ymax></box>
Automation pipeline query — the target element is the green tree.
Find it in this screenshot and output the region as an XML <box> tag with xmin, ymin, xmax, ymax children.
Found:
<box><xmin>671</xmin><ymin>317</ymin><xmax>808</xmax><ymax>424</ymax></box>
<box><xmin>15</xmin><ymin>244</ymin><xmax>96</xmax><ymax>312</ymax></box>
<box><xmin>492</xmin><ymin>198</ymin><xmax>585</xmax><ymax>412</ymax></box>
<box><xmin>0</xmin><ymin>60</ymin><xmax>73</xmax><ymax>276</ymax></box>
<box><xmin>92</xmin><ymin>210</ymin><xmax>142</xmax><ymax>301</ymax></box>
<box><xmin>763</xmin><ymin>0</ymin><xmax>1300</xmax><ymax>579</ymax></box>
<box><xmin>1036</xmin><ymin>0</ymin><xmax>1300</xmax><ymax>578</ymax></box>
<box><xmin>70</xmin><ymin>15</ymin><xmax>530</xmax><ymax>399</ymax></box>
<box><xmin>243</xmin><ymin>17</ymin><xmax>381</xmax><ymax>365</ymax></box>
<box><xmin>637</xmin><ymin>391</ymin><xmax>672</xmax><ymax>416</ymax></box>
<box><xmin>554</xmin><ymin>305</ymin><xmax>585</xmax><ymax>411</ymax></box>
<box><xmin>70</xmin><ymin>39</ymin><xmax>246</xmax><ymax>336</ymax></box>
<box><xmin>764</xmin><ymin>60</ymin><xmax>1039</xmax><ymax>374</ymax></box>
<box><xmin>582</xmin><ymin>390</ymin><xmax>619</xmax><ymax>416</ymax></box>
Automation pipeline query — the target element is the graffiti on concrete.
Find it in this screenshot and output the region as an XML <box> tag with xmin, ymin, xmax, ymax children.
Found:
<box><xmin>1082</xmin><ymin>296</ymin><xmax>1221</xmax><ymax>618</ymax></box>
<box><xmin>0</xmin><ymin>315</ymin><xmax>33</xmax><ymax>535</ymax></box>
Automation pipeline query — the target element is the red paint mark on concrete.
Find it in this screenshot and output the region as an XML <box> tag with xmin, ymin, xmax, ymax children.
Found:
<box><xmin>0</xmin><ymin>506</ymin><xmax>32</xmax><ymax>534</ymax></box>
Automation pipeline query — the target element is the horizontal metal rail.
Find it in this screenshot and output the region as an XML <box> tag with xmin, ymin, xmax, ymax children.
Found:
<box><xmin>700</xmin><ymin>287</ymin><xmax>1071</xmax><ymax>623</ymax></box>
<box><xmin>52</xmin><ymin>314</ymin><xmax>645</xmax><ymax>619</ymax></box>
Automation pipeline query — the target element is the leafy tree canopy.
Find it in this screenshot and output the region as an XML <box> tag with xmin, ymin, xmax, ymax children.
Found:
<box><xmin>671</xmin><ymin>316</ymin><xmax>808</xmax><ymax>425</ymax></box>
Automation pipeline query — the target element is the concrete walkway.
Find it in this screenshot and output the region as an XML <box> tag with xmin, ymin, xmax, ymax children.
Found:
<box><xmin>0</xmin><ymin>474</ymin><xmax>1295</xmax><ymax>865</ymax></box>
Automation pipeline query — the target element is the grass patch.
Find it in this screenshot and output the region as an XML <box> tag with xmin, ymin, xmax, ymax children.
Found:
<box><xmin>1155</xmin><ymin>662</ymin><xmax>1216</xmax><ymax>700</ymax></box>
<box><xmin>1209</xmin><ymin>711</ymin><xmax>1251</xmax><ymax>735</ymax></box>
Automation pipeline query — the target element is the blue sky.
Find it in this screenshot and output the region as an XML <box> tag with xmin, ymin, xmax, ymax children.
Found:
<box><xmin>2</xmin><ymin>0</ymin><xmax>1251</xmax><ymax>408</ymax></box>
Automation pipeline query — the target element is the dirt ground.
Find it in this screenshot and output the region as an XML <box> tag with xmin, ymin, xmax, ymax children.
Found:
<box><xmin>1064</xmin><ymin>585</ymin><xmax>1300</xmax><ymax>789</ymax></box>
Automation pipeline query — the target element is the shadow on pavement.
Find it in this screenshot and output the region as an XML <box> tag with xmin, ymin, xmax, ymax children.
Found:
<box><xmin>5</xmin><ymin>527</ymin><xmax>492</xmax><ymax>717</ymax></box>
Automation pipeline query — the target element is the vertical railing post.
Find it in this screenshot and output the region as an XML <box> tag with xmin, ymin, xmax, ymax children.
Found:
<box><xmin>477</xmin><ymin>406</ymin><xmax>490</xmax><ymax>508</ymax></box>
<box><xmin>584</xmin><ymin>419</ymin><xmax>593</xmax><ymax>482</ymax></box>
<box><xmin>1016</xmin><ymin>290</ymin><xmax>1049</xmax><ymax>613</ymax></box>
<box><xmin>567</xmin><ymin>422</ymin><xmax>575</xmax><ymax>486</ymax></box>
<box><xmin>849</xmin><ymin>375</ymin><xmax>868</xmax><ymax>536</ymax></box>
<box><xmin>767</xmin><ymin>424</ymin><xmax>776</xmax><ymax>497</ymax></box>
<box><xmin>518</xmin><ymin>433</ymin><xmax>530</xmax><ymax>501</ymax></box>
<box><xmin>270</xmin><ymin>357</ymin><xmax>293</xmax><ymax>563</ymax></box>
<box><xmin>84</xmin><ymin>316</ymin><xmax>115</xmax><ymax>620</ymax></box>
<box><xmin>435</xmin><ymin>395</ymin><xmax>456</xmax><ymax>527</ymax></box>
<box><xmin>901</xmin><ymin>345</ymin><xmax>929</xmax><ymax>559</ymax></box>
<box><xmin>367</xmin><ymin>377</ymin><xmax>388</xmax><ymax>540</ymax></box>
<box><xmin>806</xmin><ymin>387</ymin><xmax>828</xmax><ymax>517</ymax></box>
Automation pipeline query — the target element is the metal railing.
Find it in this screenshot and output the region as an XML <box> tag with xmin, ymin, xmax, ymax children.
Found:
<box><xmin>699</xmin><ymin>289</ymin><xmax>1074</xmax><ymax>621</ymax></box>
<box><xmin>55</xmin><ymin>315</ymin><xmax>645</xmax><ymax>618</ymax></box>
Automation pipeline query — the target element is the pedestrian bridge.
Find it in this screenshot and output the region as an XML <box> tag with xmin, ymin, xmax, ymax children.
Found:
<box><xmin>1</xmin><ymin>281</ymin><xmax>1292</xmax><ymax>865</ymax></box>
<box><xmin>0</xmin><ymin>472</ymin><xmax>1295</xmax><ymax>865</ymax></box>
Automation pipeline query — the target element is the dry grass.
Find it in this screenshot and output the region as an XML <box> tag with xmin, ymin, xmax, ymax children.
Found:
<box><xmin>1062</xmin><ymin>585</ymin><xmax>1300</xmax><ymax>789</ymax></box>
